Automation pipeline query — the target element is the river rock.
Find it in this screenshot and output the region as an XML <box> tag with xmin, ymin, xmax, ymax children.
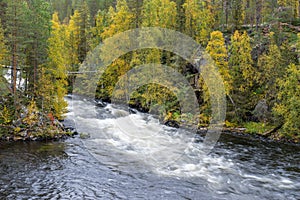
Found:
<box><xmin>164</xmin><ymin>120</ymin><xmax>180</xmax><ymax>128</ymax></box>
<box><xmin>80</xmin><ymin>133</ymin><xmax>90</xmax><ymax>139</ymax></box>
<box><xmin>128</xmin><ymin>108</ymin><xmax>137</xmax><ymax>114</ymax></box>
<box><xmin>94</xmin><ymin>99</ymin><xmax>107</xmax><ymax>107</ymax></box>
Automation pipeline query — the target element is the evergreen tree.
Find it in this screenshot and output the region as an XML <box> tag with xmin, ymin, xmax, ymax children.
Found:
<box><xmin>24</xmin><ymin>0</ymin><xmax>51</xmax><ymax>96</ymax></box>
<box><xmin>229</xmin><ymin>30</ymin><xmax>257</xmax><ymax>121</ymax></box>
<box><xmin>0</xmin><ymin>19</ymin><xmax>8</xmax><ymax>65</ymax></box>
<box><xmin>257</xmin><ymin>32</ymin><xmax>283</xmax><ymax>107</ymax></box>
<box><xmin>231</xmin><ymin>0</ymin><xmax>246</xmax><ymax>30</ymax></box>
<box><xmin>90</xmin><ymin>10</ymin><xmax>108</xmax><ymax>49</ymax></box>
<box><xmin>274</xmin><ymin>63</ymin><xmax>300</xmax><ymax>139</ymax></box>
<box><xmin>142</xmin><ymin>0</ymin><xmax>177</xmax><ymax>29</ymax></box>
<box><xmin>77</xmin><ymin>2</ymin><xmax>91</xmax><ymax>63</ymax></box>
<box><xmin>92</xmin><ymin>0</ymin><xmax>134</xmax><ymax>100</ymax></box>
<box><xmin>5</xmin><ymin>0</ymin><xmax>27</xmax><ymax>95</ymax></box>
<box><xmin>183</xmin><ymin>0</ymin><xmax>215</xmax><ymax>45</ymax></box>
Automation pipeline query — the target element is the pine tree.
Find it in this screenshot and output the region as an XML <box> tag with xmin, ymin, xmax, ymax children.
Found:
<box><xmin>77</xmin><ymin>2</ymin><xmax>91</xmax><ymax>63</ymax></box>
<box><xmin>141</xmin><ymin>0</ymin><xmax>177</xmax><ymax>64</ymax></box>
<box><xmin>24</xmin><ymin>0</ymin><xmax>51</xmax><ymax>97</ymax></box>
<box><xmin>37</xmin><ymin>66</ymin><xmax>55</xmax><ymax>114</ymax></box>
<box><xmin>5</xmin><ymin>0</ymin><xmax>27</xmax><ymax>95</ymax></box>
<box><xmin>280</xmin><ymin>39</ymin><xmax>298</xmax><ymax>67</ymax></box>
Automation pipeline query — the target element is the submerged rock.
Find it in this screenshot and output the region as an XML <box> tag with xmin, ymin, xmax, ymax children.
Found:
<box><xmin>128</xmin><ymin>108</ymin><xmax>137</xmax><ymax>114</ymax></box>
<box><xmin>80</xmin><ymin>133</ymin><xmax>90</xmax><ymax>139</ymax></box>
<box><xmin>94</xmin><ymin>99</ymin><xmax>107</xmax><ymax>107</ymax></box>
<box><xmin>164</xmin><ymin>120</ymin><xmax>180</xmax><ymax>128</ymax></box>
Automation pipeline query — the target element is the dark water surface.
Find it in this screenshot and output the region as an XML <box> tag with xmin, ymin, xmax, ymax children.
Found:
<box><xmin>0</xmin><ymin>98</ymin><xmax>299</xmax><ymax>199</ymax></box>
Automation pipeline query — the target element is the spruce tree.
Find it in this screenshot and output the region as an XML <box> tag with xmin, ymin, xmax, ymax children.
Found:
<box><xmin>229</xmin><ymin>30</ymin><xmax>257</xmax><ymax>121</ymax></box>
<box><xmin>274</xmin><ymin>64</ymin><xmax>300</xmax><ymax>139</ymax></box>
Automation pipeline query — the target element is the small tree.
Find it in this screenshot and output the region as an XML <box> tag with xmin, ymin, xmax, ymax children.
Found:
<box><xmin>0</xmin><ymin>19</ymin><xmax>8</xmax><ymax>64</ymax></box>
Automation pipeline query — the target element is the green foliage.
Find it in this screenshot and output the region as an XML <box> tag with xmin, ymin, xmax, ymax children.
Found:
<box><xmin>206</xmin><ymin>31</ymin><xmax>232</xmax><ymax>95</ymax></box>
<box><xmin>142</xmin><ymin>0</ymin><xmax>177</xmax><ymax>28</ymax></box>
<box><xmin>244</xmin><ymin>122</ymin><xmax>275</xmax><ymax>135</ymax></box>
<box><xmin>183</xmin><ymin>0</ymin><xmax>214</xmax><ymax>45</ymax></box>
<box><xmin>229</xmin><ymin>30</ymin><xmax>257</xmax><ymax>121</ymax></box>
<box><xmin>257</xmin><ymin>33</ymin><xmax>284</xmax><ymax>108</ymax></box>
<box><xmin>230</xmin><ymin>31</ymin><xmax>256</xmax><ymax>91</ymax></box>
<box><xmin>101</xmin><ymin>0</ymin><xmax>134</xmax><ymax>39</ymax></box>
<box><xmin>231</xmin><ymin>0</ymin><xmax>246</xmax><ymax>30</ymax></box>
<box><xmin>47</xmin><ymin>12</ymin><xmax>68</xmax><ymax>120</ymax></box>
<box><xmin>0</xmin><ymin>19</ymin><xmax>8</xmax><ymax>64</ymax></box>
<box><xmin>0</xmin><ymin>105</ymin><xmax>12</xmax><ymax>125</ymax></box>
<box><xmin>273</xmin><ymin>64</ymin><xmax>300</xmax><ymax>139</ymax></box>
<box><xmin>23</xmin><ymin>100</ymin><xmax>39</xmax><ymax>127</ymax></box>
<box><xmin>0</xmin><ymin>0</ymin><xmax>300</xmax><ymax>141</ymax></box>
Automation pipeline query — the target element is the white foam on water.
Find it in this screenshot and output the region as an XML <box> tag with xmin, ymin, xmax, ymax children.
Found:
<box><xmin>3</xmin><ymin>69</ymin><xmax>25</xmax><ymax>90</ymax></box>
<box><xmin>67</xmin><ymin>98</ymin><xmax>299</xmax><ymax>192</ymax></box>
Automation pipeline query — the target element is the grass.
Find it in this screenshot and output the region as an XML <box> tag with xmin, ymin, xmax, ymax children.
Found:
<box><xmin>243</xmin><ymin>122</ymin><xmax>275</xmax><ymax>135</ymax></box>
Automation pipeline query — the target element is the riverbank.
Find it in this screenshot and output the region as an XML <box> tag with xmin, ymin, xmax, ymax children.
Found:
<box><xmin>1</xmin><ymin>94</ymin><xmax>298</xmax><ymax>145</ymax></box>
<box><xmin>197</xmin><ymin>126</ymin><xmax>300</xmax><ymax>146</ymax></box>
<box><xmin>0</xmin><ymin>112</ymin><xmax>76</xmax><ymax>142</ymax></box>
<box><xmin>0</xmin><ymin>123</ymin><xmax>75</xmax><ymax>142</ymax></box>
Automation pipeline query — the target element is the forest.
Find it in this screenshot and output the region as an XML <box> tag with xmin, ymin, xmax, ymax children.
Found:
<box><xmin>0</xmin><ymin>0</ymin><xmax>299</xmax><ymax>142</ymax></box>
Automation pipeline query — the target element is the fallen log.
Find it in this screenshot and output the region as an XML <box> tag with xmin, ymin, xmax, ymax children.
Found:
<box><xmin>262</xmin><ymin>124</ymin><xmax>283</xmax><ymax>137</ymax></box>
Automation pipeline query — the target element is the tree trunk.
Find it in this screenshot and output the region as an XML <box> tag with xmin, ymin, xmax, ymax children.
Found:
<box><xmin>255</xmin><ymin>0</ymin><xmax>262</xmax><ymax>32</ymax></box>
<box><xmin>12</xmin><ymin>9</ymin><xmax>17</xmax><ymax>95</ymax></box>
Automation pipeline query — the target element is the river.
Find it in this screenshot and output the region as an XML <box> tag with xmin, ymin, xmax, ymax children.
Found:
<box><xmin>0</xmin><ymin>97</ymin><xmax>299</xmax><ymax>199</ymax></box>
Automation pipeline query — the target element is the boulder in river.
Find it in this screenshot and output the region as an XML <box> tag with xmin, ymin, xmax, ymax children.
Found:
<box><xmin>80</xmin><ymin>133</ymin><xmax>90</xmax><ymax>139</ymax></box>
<box><xmin>94</xmin><ymin>99</ymin><xmax>107</xmax><ymax>107</ymax></box>
<box><xmin>164</xmin><ymin>120</ymin><xmax>180</xmax><ymax>128</ymax></box>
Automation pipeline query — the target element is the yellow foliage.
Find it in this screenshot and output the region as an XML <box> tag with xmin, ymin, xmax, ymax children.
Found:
<box><xmin>0</xmin><ymin>106</ymin><xmax>12</xmax><ymax>125</ymax></box>
<box><xmin>183</xmin><ymin>0</ymin><xmax>215</xmax><ymax>45</ymax></box>
<box><xmin>48</xmin><ymin>13</ymin><xmax>68</xmax><ymax>120</ymax></box>
<box><xmin>23</xmin><ymin>100</ymin><xmax>39</xmax><ymax>127</ymax></box>
<box><xmin>206</xmin><ymin>31</ymin><xmax>232</xmax><ymax>94</ymax></box>
<box><xmin>101</xmin><ymin>0</ymin><xmax>133</xmax><ymax>40</ymax></box>
<box><xmin>142</xmin><ymin>0</ymin><xmax>177</xmax><ymax>28</ymax></box>
<box><xmin>0</xmin><ymin>19</ymin><xmax>8</xmax><ymax>64</ymax></box>
<box><xmin>230</xmin><ymin>30</ymin><xmax>256</xmax><ymax>91</ymax></box>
